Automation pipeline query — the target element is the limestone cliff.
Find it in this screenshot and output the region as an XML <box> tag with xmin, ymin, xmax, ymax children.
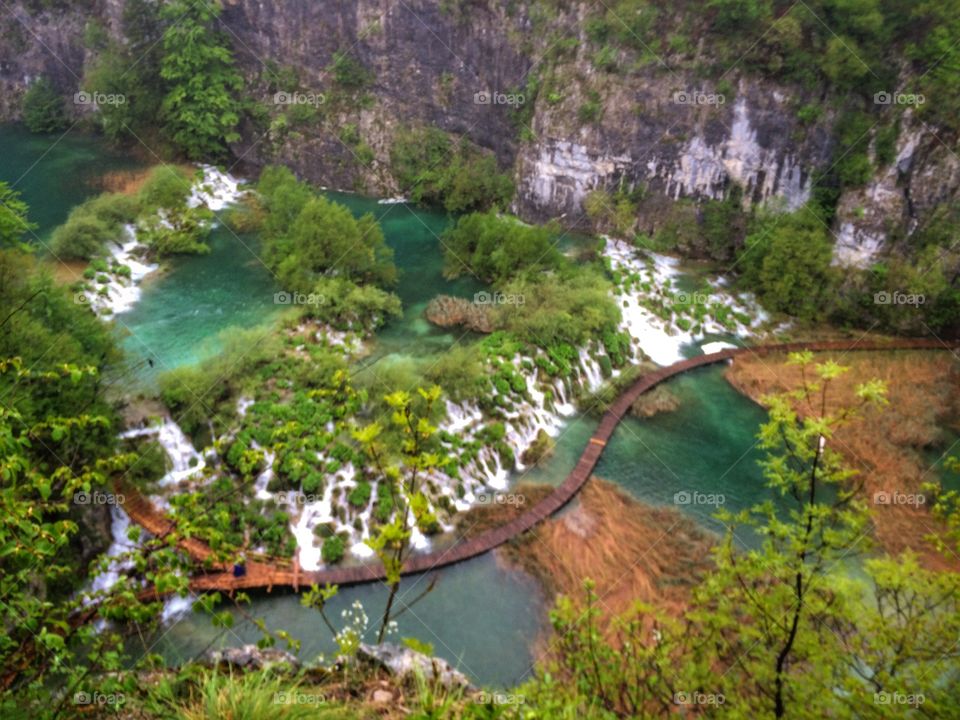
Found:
<box><xmin>1</xmin><ymin>0</ymin><xmax>956</xmax><ymax>266</ymax></box>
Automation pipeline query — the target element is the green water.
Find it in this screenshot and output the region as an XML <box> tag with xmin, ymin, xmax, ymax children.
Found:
<box><xmin>326</xmin><ymin>193</ymin><xmax>487</xmax><ymax>362</ymax></box>
<box><xmin>596</xmin><ymin>364</ymin><xmax>772</xmax><ymax>541</ymax></box>
<box><xmin>0</xmin><ymin>125</ymin><xmax>143</xmax><ymax>239</ymax></box>
<box><xmin>153</xmin><ymin>554</ymin><xmax>546</xmax><ymax>688</ymax></box>
<box><xmin>116</xmin><ymin>228</ymin><xmax>284</xmax><ymax>382</ymax></box>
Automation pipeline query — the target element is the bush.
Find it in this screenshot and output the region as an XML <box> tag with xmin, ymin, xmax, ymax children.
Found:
<box><xmin>348</xmin><ymin>480</ymin><xmax>372</xmax><ymax>508</ymax></box>
<box><xmin>138</xmin><ymin>205</ymin><xmax>212</xmax><ymax>255</ymax></box>
<box><xmin>497</xmin><ymin>268</ymin><xmax>623</xmax><ymax>349</ymax></box>
<box><xmin>137</xmin><ymin>165</ymin><xmax>191</xmax><ymax>211</ymax></box>
<box><xmin>305</xmin><ymin>276</ymin><xmax>401</xmax><ymax>331</ymax></box>
<box><xmin>22</xmin><ymin>77</ymin><xmax>66</xmax><ymax>133</ymax></box>
<box><xmin>50</xmin><ymin>191</ymin><xmax>142</xmax><ymax>261</ymax></box>
<box><xmin>321</xmin><ymin>535</ymin><xmax>345</xmax><ymax>564</ymax></box>
<box><xmin>390</xmin><ymin>126</ymin><xmax>513</xmax><ymax>212</ymax></box>
<box><xmin>738</xmin><ymin>208</ymin><xmax>835</xmax><ymax>321</ymax></box>
<box><xmin>50</xmin><ymin>215</ymin><xmax>112</xmax><ymax>260</ymax></box>
<box><xmin>441</xmin><ymin>211</ymin><xmax>562</xmax><ymax>283</ymax></box>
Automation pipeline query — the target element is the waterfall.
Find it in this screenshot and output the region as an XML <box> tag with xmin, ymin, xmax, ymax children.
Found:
<box><xmin>602</xmin><ymin>237</ymin><xmax>765</xmax><ymax>365</ymax></box>
<box><xmin>88</xmin><ymin>505</ymin><xmax>135</xmax><ymax>598</ymax></box>
<box><xmin>82</xmin><ymin>167</ymin><xmax>247</xmax><ymax>317</ymax></box>
<box><xmin>577</xmin><ymin>347</ymin><xmax>605</xmax><ymax>392</ymax></box>
<box><xmin>187</xmin><ymin>165</ymin><xmax>245</xmax><ymax>212</ymax></box>
<box><xmin>86</xmin><ymin>226</ymin><xmax>159</xmax><ymax>317</ymax></box>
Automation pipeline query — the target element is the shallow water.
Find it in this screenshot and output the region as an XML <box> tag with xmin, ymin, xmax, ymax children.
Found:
<box><xmin>151</xmin><ymin>553</ymin><xmax>547</xmax><ymax>688</ymax></box>
<box><xmin>596</xmin><ymin>364</ymin><xmax>771</xmax><ymax>540</ymax></box>
<box><xmin>0</xmin><ymin>124</ymin><xmax>143</xmax><ymax>239</ymax></box>
<box><xmin>115</xmin><ymin>228</ymin><xmax>284</xmax><ymax>382</ymax></box>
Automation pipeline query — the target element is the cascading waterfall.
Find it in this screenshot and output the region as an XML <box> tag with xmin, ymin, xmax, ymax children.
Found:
<box><xmin>603</xmin><ymin>237</ymin><xmax>767</xmax><ymax>365</ymax></box>
<box><xmin>87</xmin><ymin>504</ymin><xmax>134</xmax><ymax>599</ymax></box>
<box><xmin>82</xmin><ymin>166</ymin><xmax>247</xmax><ymax>317</ymax></box>
<box><xmin>88</xmin><ymin>415</ymin><xmax>207</xmax><ymax>621</ymax></box>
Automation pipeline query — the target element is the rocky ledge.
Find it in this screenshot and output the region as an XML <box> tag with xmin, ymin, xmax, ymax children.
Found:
<box><xmin>358</xmin><ymin>643</ymin><xmax>473</xmax><ymax>690</ymax></box>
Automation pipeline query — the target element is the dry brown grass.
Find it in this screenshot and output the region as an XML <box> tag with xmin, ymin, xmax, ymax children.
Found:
<box><xmin>468</xmin><ymin>478</ymin><xmax>714</xmax><ymax>630</ymax></box>
<box><xmin>95</xmin><ymin>164</ymin><xmax>194</xmax><ymax>196</ymax></box>
<box><xmin>726</xmin><ymin>349</ymin><xmax>960</xmax><ymax>570</ymax></box>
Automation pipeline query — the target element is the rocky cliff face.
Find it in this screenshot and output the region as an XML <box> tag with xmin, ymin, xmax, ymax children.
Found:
<box><xmin>1</xmin><ymin>0</ymin><xmax>956</xmax><ymax>265</ymax></box>
<box><xmin>514</xmin><ymin>83</ymin><xmax>828</xmax><ymax>222</ymax></box>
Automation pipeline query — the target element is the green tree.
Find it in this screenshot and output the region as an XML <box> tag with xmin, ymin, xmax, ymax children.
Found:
<box><xmin>274</xmin><ymin>196</ymin><xmax>397</xmax><ymax>292</ymax></box>
<box><xmin>159</xmin><ymin>0</ymin><xmax>242</xmax><ymax>159</ymax></box>
<box><xmin>353</xmin><ymin>386</ymin><xmax>447</xmax><ymax>642</ymax></box>
<box><xmin>390</xmin><ymin>126</ymin><xmax>513</xmax><ymax>212</ymax></box>
<box><xmin>0</xmin><ymin>182</ymin><xmax>36</xmax><ymax>246</ymax></box>
<box><xmin>690</xmin><ymin>355</ymin><xmax>884</xmax><ymax>717</ymax></box>
<box><xmin>441</xmin><ymin>211</ymin><xmax>562</xmax><ymax>283</ymax></box>
<box><xmin>21</xmin><ymin>77</ymin><xmax>66</xmax><ymax>134</ymax></box>
<box><xmin>85</xmin><ymin>44</ymin><xmax>163</xmax><ymax>142</ymax></box>
<box><xmin>739</xmin><ymin>209</ymin><xmax>835</xmax><ymax>321</ymax></box>
<box><xmin>522</xmin><ymin>355</ymin><xmax>960</xmax><ymax>716</ymax></box>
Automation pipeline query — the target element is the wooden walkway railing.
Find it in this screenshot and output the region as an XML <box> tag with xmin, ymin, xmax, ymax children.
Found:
<box><xmin>119</xmin><ymin>338</ymin><xmax>957</xmax><ymax>594</ymax></box>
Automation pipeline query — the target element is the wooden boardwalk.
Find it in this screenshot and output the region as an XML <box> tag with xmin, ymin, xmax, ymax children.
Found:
<box><xmin>119</xmin><ymin>338</ymin><xmax>957</xmax><ymax>594</ymax></box>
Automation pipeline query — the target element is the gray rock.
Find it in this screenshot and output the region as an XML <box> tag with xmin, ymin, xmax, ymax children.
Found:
<box><xmin>358</xmin><ymin>642</ymin><xmax>472</xmax><ymax>690</ymax></box>
<box><xmin>372</xmin><ymin>689</ymin><xmax>394</xmax><ymax>704</ymax></box>
<box><xmin>207</xmin><ymin>644</ymin><xmax>299</xmax><ymax>671</ymax></box>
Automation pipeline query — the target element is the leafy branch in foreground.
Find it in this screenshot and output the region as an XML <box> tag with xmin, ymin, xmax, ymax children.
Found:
<box><xmin>354</xmin><ymin>386</ymin><xmax>447</xmax><ymax>643</ymax></box>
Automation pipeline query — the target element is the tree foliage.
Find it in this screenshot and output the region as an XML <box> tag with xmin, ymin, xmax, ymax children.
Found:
<box><xmin>390</xmin><ymin>126</ymin><xmax>514</xmax><ymax>212</ymax></box>
<box><xmin>441</xmin><ymin>211</ymin><xmax>562</xmax><ymax>284</ymax></box>
<box><xmin>21</xmin><ymin>77</ymin><xmax>66</xmax><ymax>134</ymax></box>
<box><xmin>159</xmin><ymin>0</ymin><xmax>242</xmax><ymax>159</ymax></box>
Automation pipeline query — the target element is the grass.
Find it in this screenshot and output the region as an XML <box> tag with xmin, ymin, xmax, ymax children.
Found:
<box><xmin>502</xmin><ymin>478</ymin><xmax>714</xmax><ymax>628</ymax></box>
<box><xmin>155</xmin><ymin>669</ymin><xmax>355</xmax><ymax>720</ymax></box>
<box><xmin>725</xmin><ymin>349</ymin><xmax>960</xmax><ymax>570</ymax></box>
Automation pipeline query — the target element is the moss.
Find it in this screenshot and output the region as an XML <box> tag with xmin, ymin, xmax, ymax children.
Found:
<box><xmin>321</xmin><ymin>535</ymin><xmax>345</xmax><ymax>563</ymax></box>
<box><xmin>520</xmin><ymin>428</ymin><xmax>555</xmax><ymax>467</ymax></box>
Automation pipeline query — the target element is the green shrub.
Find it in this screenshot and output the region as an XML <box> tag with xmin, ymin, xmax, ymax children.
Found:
<box><xmin>50</xmin><ymin>214</ymin><xmax>114</xmax><ymax>260</ymax></box>
<box><xmin>390</xmin><ymin>126</ymin><xmax>513</xmax><ymax>212</ymax></box>
<box><xmin>137</xmin><ymin>165</ymin><xmax>191</xmax><ymax>211</ymax></box>
<box><xmin>22</xmin><ymin>77</ymin><xmax>66</xmax><ymax>133</ymax></box>
<box><xmin>321</xmin><ymin>535</ymin><xmax>345</xmax><ymax>564</ymax></box>
<box><xmin>441</xmin><ymin>211</ymin><xmax>562</xmax><ymax>283</ymax></box>
<box><xmin>49</xmin><ymin>192</ymin><xmax>141</xmax><ymax>260</ymax></box>
<box><xmin>348</xmin><ymin>480</ymin><xmax>372</xmax><ymax>508</ymax></box>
